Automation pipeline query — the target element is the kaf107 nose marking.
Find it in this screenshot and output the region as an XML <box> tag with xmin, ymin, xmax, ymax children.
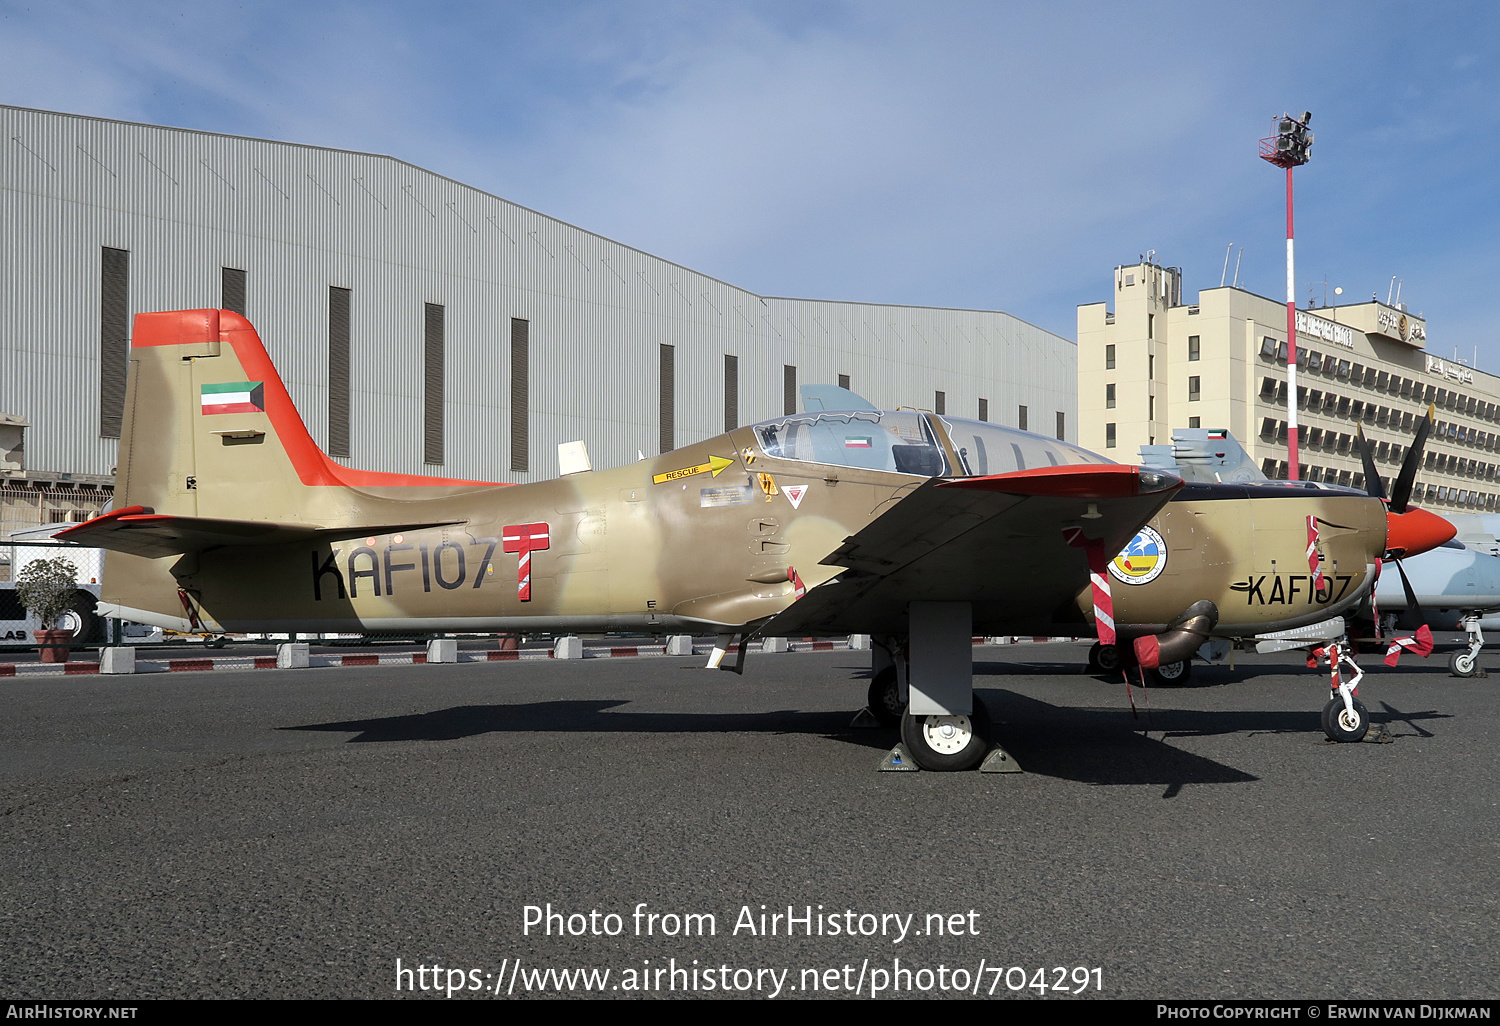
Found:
<box><xmin>503</xmin><ymin>523</ymin><xmax>551</xmax><ymax>601</ymax></box>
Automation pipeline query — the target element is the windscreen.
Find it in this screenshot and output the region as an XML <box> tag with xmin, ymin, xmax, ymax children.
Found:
<box><xmin>753</xmin><ymin>411</ymin><xmax>948</xmax><ymax>476</ymax></box>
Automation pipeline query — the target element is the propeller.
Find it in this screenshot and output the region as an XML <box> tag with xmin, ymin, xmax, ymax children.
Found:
<box><xmin>1355</xmin><ymin>405</ymin><xmax>1449</xmax><ymax>664</ymax></box>
<box><xmin>1368</xmin><ymin>406</ymin><xmax>1454</xmax><ymax>559</ymax></box>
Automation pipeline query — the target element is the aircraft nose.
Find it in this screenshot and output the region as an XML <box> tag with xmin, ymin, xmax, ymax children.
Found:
<box><xmin>1385</xmin><ymin>506</ymin><xmax>1456</xmax><ymax>558</ymax></box>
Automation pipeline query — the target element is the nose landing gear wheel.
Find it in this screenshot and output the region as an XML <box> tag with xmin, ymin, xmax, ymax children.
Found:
<box><xmin>1449</xmin><ymin>650</ymin><xmax>1482</xmax><ymax>677</ymax></box>
<box><xmin>866</xmin><ymin>667</ymin><xmax>903</xmax><ymax>728</ymax></box>
<box><xmin>1322</xmin><ymin>696</ymin><xmax>1370</xmax><ymax>743</ymax></box>
<box><xmin>899</xmin><ymin>701</ymin><xmax>992</xmax><ymax>771</ymax></box>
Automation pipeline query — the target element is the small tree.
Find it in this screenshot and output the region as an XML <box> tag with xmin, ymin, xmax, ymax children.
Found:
<box><xmin>16</xmin><ymin>557</ymin><xmax>79</xmax><ymax>631</ymax></box>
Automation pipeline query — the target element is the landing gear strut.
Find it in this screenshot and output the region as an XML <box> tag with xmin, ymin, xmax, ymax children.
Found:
<box><xmin>1312</xmin><ymin>638</ymin><xmax>1370</xmax><ymax>743</ymax></box>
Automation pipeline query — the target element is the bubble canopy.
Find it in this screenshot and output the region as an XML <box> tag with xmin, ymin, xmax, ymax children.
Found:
<box><xmin>751</xmin><ymin>410</ymin><xmax>1110</xmax><ymax>478</ymax></box>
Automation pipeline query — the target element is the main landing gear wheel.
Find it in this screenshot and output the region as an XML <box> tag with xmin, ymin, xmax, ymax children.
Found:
<box><xmin>1147</xmin><ymin>659</ymin><xmax>1192</xmax><ymax>687</ymax></box>
<box><xmin>899</xmin><ymin>701</ymin><xmax>992</xmax><ymax>771</ymax></box>
<box><xmin>866</xmin><ymin>667</ymin><xmax>903</xmax><ymax>728</ymax></box>
<box><xmin>1089</xmin><ymin>642</ymin><xmax>1122</xmax><ymax>673</ymax></box>
<box><xmin>1449</xmin><ymin>650</ymin><xmax>1482</xmax><ymax>678</ymax></box>
<box><xmin>1322</xmin><ymin>697</ymin><xmax>1370</xmax><ymax>743</ymax></box>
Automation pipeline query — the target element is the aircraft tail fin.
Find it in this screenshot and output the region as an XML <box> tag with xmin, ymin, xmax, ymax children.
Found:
<box><xmin>113</xmin><ymin>310</ymin><xmax>494</xmax><ymax>525</ymax></box>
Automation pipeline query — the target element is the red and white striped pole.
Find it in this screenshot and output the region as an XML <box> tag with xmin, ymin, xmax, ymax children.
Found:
<box><xmin>1285</xmin><ymin>164</ymin><xmax>1300</xmax><ymax>480</ymax></box>
<box><xmin>1261</xmin><ymin>111</ymin><xmax>1312</xmax><ymax>483</ymax></box>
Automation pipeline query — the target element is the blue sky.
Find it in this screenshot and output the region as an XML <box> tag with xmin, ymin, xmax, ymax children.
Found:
<box><xmin>4</xmin><ymin>1</ymin><xmax>1499</xmax><ymax>363</ymax></box>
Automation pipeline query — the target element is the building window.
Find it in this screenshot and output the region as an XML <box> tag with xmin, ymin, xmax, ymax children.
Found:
<box><xmin>100</xmin><ymin>246</ymin><xmax>129</xmax><ymax>439</ymax></box>
<box><xmin>1188</xmin><ymin>376</ymin><xmax>1201</xmax><ymax>401</ymax></box>
<box><xmin>1260</xmin><ymin>336</ymin><xmax>1278</xmax><ymax>358</ymax></box>
<box><xmin>724</xmin><ymin>355</ymin><xmax>738</xmax><ymax>431</ymax></box>
<box><xmin>837</xmin><ymin>373</ymin><xmax>850</xmax><ymax>390</ymax></box>
<box><xmin>660</xmin><ymin>344</ymin><xmax>676</xmax><ymax>454</ymax></box>
<box><xmin>1147</xmin><ymin>313</ymin><xmax>1154</xmax><ymax>340</ymax></box>
<box><xmin>1105</xmin><ymin>423</ymin><xmax>1116</xmax><ymax>448</ymax></box>
<box><xmin>978</xmin><ymin>398</ymin><xmax>988</xmax><ymax>422</ymax></box>
<box><xmin>1106</xmin><ymin>383</ymin><xmax>1116</xmax><ymax>409</ymax></box>
<box><xmin>221</xmin><ymin>267</ymin><xmax>246</xmax><ymax>316</ymax></box>
<box><xmin>423</xmin><ymin>303</ymin><xmax>444</xmax><ymax>465</ymax></box>
<box><xmin>1056</xmin><ymin>411</ymin><xmax>1065</xmax><ymax>440</ymax></box>
<box><xmin>1018</xmin><ymin>405</ymin><xmax>1028</xmax><ymax>431</ymax></box>
<box><xmin>510</xmin><ymin>318</ymin><xmax>529</xmax><ymax>472</ymax></box>
<box><xmin>1188</xmin><ymin>417</ymin><xmax>1201</xmax><ymax>429</ymax></box>
<box><xmin>783</xmin><ymin>365</ymin><xmax>797</xmax><ymax>416</ymax></box>
<box><xmin>1188</xmin><ymin>335</ymin><xmax>1200</xmax><ymax>361</ymax></box>
<box><xmin>1149</xmin><ymin>354</ymin><xmax>1155</xmax><ymax>379</ymax></box>
<box><xmin>934</xmin><ymin>391</ymin><xmax>945</xmax><ymax>415</ymax></box>
<box><xmin>1105</xmin><ymin>344</ymin><xmax>1115</xmax><ymax>370</ymax></box>
<box><xmin>328</xmin><ymin>286</ymin><xmax>351</xmax><ymax>458</ymax></box>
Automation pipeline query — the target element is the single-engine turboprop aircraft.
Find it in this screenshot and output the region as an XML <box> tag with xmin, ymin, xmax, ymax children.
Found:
<box><xmin>60</xmin><ymin>310</ymin><xmax>1446</xmax><ymax>769</ymax></box>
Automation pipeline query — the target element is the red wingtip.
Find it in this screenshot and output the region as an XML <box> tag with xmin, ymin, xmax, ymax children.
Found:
<box><xmin>1385</xmin><ymin>506</ymin><xmax>1456</xmax><ymax>558</ymax></box>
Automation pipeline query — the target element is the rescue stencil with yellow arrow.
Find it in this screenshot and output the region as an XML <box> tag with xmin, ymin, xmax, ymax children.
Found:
<box><xmin>653</xmin><ymin>455</ymin><xmax>735</xmax><ymax>485</ymax></box>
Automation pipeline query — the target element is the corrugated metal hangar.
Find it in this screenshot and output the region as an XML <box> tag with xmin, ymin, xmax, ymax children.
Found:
<box><xmin>0</xmin><ymin>104</ymin><xmax>1078</xmax><ymax>537</ymax></box>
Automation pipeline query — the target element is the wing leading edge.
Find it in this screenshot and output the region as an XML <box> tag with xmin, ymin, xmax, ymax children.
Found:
<box><xmin>758</xmin><ymin>465</ymin><xmax>1183</xmax><ymax>637</ymax></box>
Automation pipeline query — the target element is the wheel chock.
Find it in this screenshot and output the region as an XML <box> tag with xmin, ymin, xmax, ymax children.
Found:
<box><xmin>850</xmin><ymin>708</ymin><xmax>882</xmax><ymax>729</ymax></box>
<box><xmin>980</xmin><ymin>745</ymin><xmax>1023</xmax><ymax>773</ymax></box>
<box><xmin>879</xmin><ymin>743</ymin><xmax>920</xmax><ymax>771</ymax></box>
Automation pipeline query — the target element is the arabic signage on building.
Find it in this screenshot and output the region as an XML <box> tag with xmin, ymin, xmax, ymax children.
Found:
<box><xmin>1426</xmin><ymin>355</ymin><xmax>1474</xmax><ymax>385</ymax></box>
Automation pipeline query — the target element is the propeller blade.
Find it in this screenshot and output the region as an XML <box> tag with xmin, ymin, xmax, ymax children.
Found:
<box><xmin>1355</xmin><ymin>424</ymin><xmax>1385</xmax><ymax>500</ymax></box>
<box><xmin>1389</xmin><ymin>404</ymin><xmax>1434</xmax><ymax>514</ymax></box>
<box><xmin>1393</xmin><ymin>556</ymin><xmax>1426</xmax><ymax>627</ymax></box>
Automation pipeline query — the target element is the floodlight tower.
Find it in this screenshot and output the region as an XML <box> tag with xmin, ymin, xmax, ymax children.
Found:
<box><xmin>1261</xmin><ymin>111</ymin><xmax>1313</xmax><ymax>480</ymax></box>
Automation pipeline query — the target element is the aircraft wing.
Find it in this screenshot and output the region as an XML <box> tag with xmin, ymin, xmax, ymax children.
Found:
<box><xmin>757</xmin><ymin>465</ymin><xmax>1182</xmax><ymax>637</ymax></box>
<box><xmin>55</xmin><ymin>506</ymin><xmax>466</xmax><ymax>559</ymax></box>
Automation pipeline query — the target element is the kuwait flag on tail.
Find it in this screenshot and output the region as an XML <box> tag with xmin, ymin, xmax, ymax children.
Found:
<box><xmin>201</xmin><ymin>382</ymin><xmax>265</xmax><ymax>415</ymax></box>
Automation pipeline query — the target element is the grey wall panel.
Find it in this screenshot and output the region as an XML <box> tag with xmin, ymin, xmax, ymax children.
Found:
<box><xmin>1</xmin><ymin>105</ymin><xmax>1078</xmax><ymax>489</ymax></box>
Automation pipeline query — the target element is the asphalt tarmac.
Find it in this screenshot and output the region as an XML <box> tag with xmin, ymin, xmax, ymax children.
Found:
<box><xmin>2</xmin><ymin>643</ymin><xmax>1496</xmax><ymax>1001</ymax></box>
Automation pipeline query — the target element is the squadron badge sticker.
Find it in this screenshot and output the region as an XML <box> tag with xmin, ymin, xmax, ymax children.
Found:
<box><xmin>1108</xmin><ymin>526</ymin><xmax>1167</xmax><ymax>585</ymax></box>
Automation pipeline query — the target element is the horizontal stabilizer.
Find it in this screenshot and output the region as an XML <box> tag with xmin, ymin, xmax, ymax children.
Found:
<box><xmin>56</xmin><ymin>506</ymin><xmax>466</xmax><ymax>559</ymax></box>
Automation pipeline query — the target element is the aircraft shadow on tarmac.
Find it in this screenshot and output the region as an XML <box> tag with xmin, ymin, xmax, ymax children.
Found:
<box><xmin>280</xmin><ymin>688</ymin><xmax>1446</xmax><ymax>796</ymax></box>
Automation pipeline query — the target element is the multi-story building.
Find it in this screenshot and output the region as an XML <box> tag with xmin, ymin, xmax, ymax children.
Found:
<box><xmin>1079</xmin><ymin>259</ymin><xmax>1500</xmax><ymax>512</ymax></box>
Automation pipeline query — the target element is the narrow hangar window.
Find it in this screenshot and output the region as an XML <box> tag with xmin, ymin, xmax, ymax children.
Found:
<box><xmin>221</xmin><ymin>267</ymin><xmax>246</xmax><ymax>316</ymax></box>
<box><xmin>424</xmin><ymin>303</ymin><xmax>444</xmax><ymax>466</ymax></box>
<box><xmin>100</xmin><ymin>247</ymin><xmax>130</xmax><ymax>439</ymax></box>
<box><xmin>659</xmin><ymin>344</ymin><xmax>675</xmax><ymax>455</ymax></box>
<box><xmin>511</xmin><ymin>318</ymin><xmax>529</xmax><ymax>472</ymax></box>
<box><xmin>724</xmin><ymin>355</ymin><xmax>738</xmax><ymax>432</ymax></box>
<box><xmin>328</xmin><ymin>286</ymin><xmax>351</xmax><ymax>458</ymax></box>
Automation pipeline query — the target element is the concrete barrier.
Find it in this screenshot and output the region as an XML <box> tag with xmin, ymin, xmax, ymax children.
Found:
<box><xmin>553</xmin><ymin>636</ymin><xmax>583</xmax><ymax>659</ymax></box>
<box><xmin>100</xmin><ymin>647</ymin><xmax>135</xmax><ymax>674</ymax></box>
<box><xmin>665</xmin><ymin>635</ymin><xmax>693</xmax><ymax>656</ymax></box>
<box><xmin>276</xmin><ymin>643</ymin><xmax>310</xmax><ymax>668</ymax></box>
<box><xmin>426</xmin><ymin>638</ymin><xmax>458</xmax><ymax>663</ymax></box>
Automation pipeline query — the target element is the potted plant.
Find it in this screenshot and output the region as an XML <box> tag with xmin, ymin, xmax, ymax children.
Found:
<box><xmin>16</xmin><ymin>556</ymin><xmax>80</xmax><ymax>664</ymax></box>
